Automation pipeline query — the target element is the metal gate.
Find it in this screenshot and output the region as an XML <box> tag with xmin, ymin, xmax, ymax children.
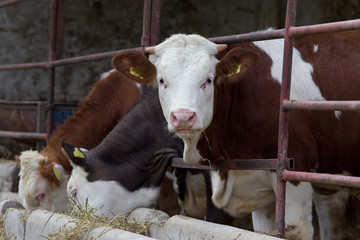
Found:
<box><xmin>1</xmin><ymin>0</ymin><xmax>360</xmax><ymax>238</ymax></box>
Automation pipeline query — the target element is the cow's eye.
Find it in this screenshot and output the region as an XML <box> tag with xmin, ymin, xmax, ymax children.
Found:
<box><xmin>71</xmin><ymin>189</ymin><xmax>77</xmax><ymax>198</ymax></box>
<box><xmin>159</xmin><ymin>79</ymin><xmax>167</xmax><ymax>88</ymax></box>
<box><xmin>201</xmin><ymin>77</ymin><xmax>213</xmax><ymax>89</ymax></box>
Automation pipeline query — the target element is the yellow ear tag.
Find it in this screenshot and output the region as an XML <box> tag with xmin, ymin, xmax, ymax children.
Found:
<box><xmin>53</xmin><ymin>166</ymin><xmax>62</xmax><ymax>181</ymax></box>
<box><xmin>227</xmin><ymin>64</ymin><xmax>242</xmax><ymax>77</ymax></box>
<box><xmin>130</xmin><ymin>67</ymin><xmax>144</xmax><ymax>79</ymax></box>
<box><xmin>73</xmin><ymin>147</ymin><xmax>84</xmax><ymax>159</ymax></box>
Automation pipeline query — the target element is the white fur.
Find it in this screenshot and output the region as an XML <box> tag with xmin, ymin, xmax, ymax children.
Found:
<box><xmin>68</xmin><ymin>164</ymin><xmax>160</xmax><ymax>217</ymax></box>
<box><xmin>313</xmin><ymin>190</ymin><xmax>349</xmax><ymax>240</ymax></box>
<box><xmin>173</xmin><ymin>171</ymin><xmax>207</xmax><ymax>219</ymax></box>
<box><xmin>314</xmin><ymin>44</ymin><xmax>319</xmax><ymax>53</ymax></box>
<box><xmin>254</xmin><ymin>39</ymin><xmax>323</xmax><ymax>102</ymax></box>
<box><xmin>18</xmin><ymin>150</ymin><xmax>70</xmax><ymax>211</ymax></box>
<box><xmin>255</xmin><ymin>39</ymin><xmax>341</xmax><ymax>119</ymax></box>
<box><xmin>100</xmin><ymin>69</ymin><xmax>116</xmax><ymax>79</ymax></box>
<box><xmin>211</xmin><ymin>170</ymin><xmax>313</xmax><ymax>239</ymax></box>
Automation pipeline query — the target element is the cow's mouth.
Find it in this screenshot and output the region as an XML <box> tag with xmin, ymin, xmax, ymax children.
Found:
<box><xmin>175</xmin><ymin>129</ymin><xmax>200</xmax><ymax>138</ymax></box>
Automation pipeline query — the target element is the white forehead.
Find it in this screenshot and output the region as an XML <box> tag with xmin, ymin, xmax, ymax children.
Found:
<box><xmin>19</xmin><ymin>150</ymin><xmax>45</xmax><ymax>180</ymax></box>
<box><xmin>151</xmin><ymin>34</ymin><xmax>218</xmax><ymax>80</ymax></box>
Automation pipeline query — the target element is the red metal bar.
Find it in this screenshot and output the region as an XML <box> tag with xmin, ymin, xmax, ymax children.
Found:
<box><xmin>0</xmin><ymin>0</ymin><xmax>26</xmax><ymax>8</ymax></box>
<box><xmin>283</xmin><ymin>170</ymin><xmax>360</xmax><ymax>188</ymax></box>
<box><xmin>289</xmin><ymin>19</ymin><xmax>360</xmax><ymax>37</ymax></box>
<box><xmin>283</xmin><ymin>100</ymin><xmax>360</xmax><ymax>111</ymax></box>
<box><xmin>150</xmin><ymin>0</ymin><xmax>161</xmax><ymax>45</ymax></box>
<box><xmin>209</xmin><ymin>29</ymin><xmax>285</xmax><ymax>44</ymax></box>
<box><xmin>171</xmin><ymin>158</ymin><xmax>294</xmax><ymax>170</ymax></box>
<box><xmin>0</xmin><ymin>131</ymin><xmax>46</xmax><ymax>140</ymax></box>
<box><xmin>0</xmin><ymin>47</ymin><xmax>144</xmax><ymax>70</ymax></box>
<box><xmin>46</xmin><ymin>0</ymin><xmax>59</xmax><ymax>140</ymax></box>
<box><xmin>55</xmin><ymin>0</ymin><xmax>66</xmax><ymax>60</ymax></box>
<box><xmin>141</xmin><ymin>0</ymin><xmax>152</xmax><ymax>47</ymax></box>
<box><xmin>275</xmin><ymin>0</ymin><xmax>297</xmax><ymax>237</ymax></box>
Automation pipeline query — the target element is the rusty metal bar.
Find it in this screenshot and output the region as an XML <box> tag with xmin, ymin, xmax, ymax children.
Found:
<box><xmin>55</xmin><ymin>0</ymin><xmax>66</xmax><ymax>60</ymax></box>
<box><xmin>275</xmin><ymin>0</ymin><xmax>297</xmax><ymax>237</ymax></box>
<box><xmin>141</xmin><ymin>0</ymin><xmax>152</xmax><ymax>47</ymax></box>
<box><xmin>171</xmin><ymin>158</ymin><xmax>294</xmax><ymax>170</ymax></box>
<box><xmin>0</xmin><ymin>47</ymin><xmax>144</xmax><ymax>71</ymax></box>
<box><xmin>209</xmin><ymin>29</ymin><xmax>285</xmax><ymax>44</ymax></box>
<box><xmin>46</xmin><ymin>0</ymin><xmax>59</xmax><ymax>140</ymax></box>
<box><xmin>289</xmin><ymin>19</ymin><xmax>360</xmax><ymax>37</ymax></box>
<box><xmin>283</xmin><ymin>100</ymin><xmax>360</xmax><ymax>111</ymax></box>
<box><xmin>283</xmin><ymin>170</ymin><xmax>360</xmax><ymax>188</ymax></box>
<box><xmin>150</xmin><ymin>0</ymin><xmax>161</xmax><ymax>45</ymax></box>
<box><xmin>0</xmin><ymin>0</ymin><xmax>26</xmax><ymax>8</ymax></box>
<box><xmin>0</xmin><ymin>131</ymin><xmax>46</xmax><ymax>140</ymax></box>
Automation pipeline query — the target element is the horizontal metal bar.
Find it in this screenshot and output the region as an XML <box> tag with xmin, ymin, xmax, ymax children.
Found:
<box><xmin>290</xmin><ymin>19</ymin><xmax>360</xmax><ymax>37</ymax></box>
<box><xmin>283</xmin><ymin>100</ymin><xmax>360</xmax><ymax>111</ymax></box>
<box><xmin>0</xmin><ymin>130</ymin><xmax>47</xmax><ymax>140</ymax></box>
<box><xmin>0</xmin><ymin>47</ymin><xmax>143</xmax><ymax>71</ymax></box>
<box><xmin>171</xmin><ymin>158</ymin><xmax>294</xmax><ymax>170</ymax></box>
<box><xmin>0</xmin><ymin>0</ymin><xmax>26</xmax><ymax>8</ymax></box>
<box><xmin>283</xmin><ymin>170</ymin><xmax>360</xmax><ymax>188</ymax></box>
<box><xmin>209</xmin><ymin>29</ymin><xmax>285</xmax><ymax>44</ymax></box>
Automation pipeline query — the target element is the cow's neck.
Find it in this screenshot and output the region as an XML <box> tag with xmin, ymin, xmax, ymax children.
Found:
<box><xmin>182</xmin><ymin>135</ymin><xmax>202</xmax><ymax>163</ymax></box>
<box><xmin>87</xmin><ymin>86</ymin><xmax>182</xmax><ymax>190</ymax></box>
<box><xmin>197</xmin><ymin>72</ymin><xmax>280</xmax><ymax>163</ymax></box>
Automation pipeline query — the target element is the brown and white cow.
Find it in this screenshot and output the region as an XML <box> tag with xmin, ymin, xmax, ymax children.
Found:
<box><xmin>18</xmin><ymin>70</ymin><xmax>140</xmax><ymax>211</ymax></box>
<box><xmin>112</xmin><ymin>31</ymin><xmax>360</xmax><ymax>240</ymax></box>
<box><xmin>61</xmin><ymin>85</ymin><xmax>185</xmax><ymax>217</ymax></box>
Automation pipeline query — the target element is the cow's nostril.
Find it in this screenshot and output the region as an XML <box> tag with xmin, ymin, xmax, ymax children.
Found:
<box><xmin>170</xmin><ymin>110</ymin><xmax>197</xmax><ymax>129</ymax></box>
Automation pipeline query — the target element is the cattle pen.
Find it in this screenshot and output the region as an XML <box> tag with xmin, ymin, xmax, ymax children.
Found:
<box><xmin>1</xmin><ymin>0</ymin><xmax>360</xmax><ymax>239</ymax></box>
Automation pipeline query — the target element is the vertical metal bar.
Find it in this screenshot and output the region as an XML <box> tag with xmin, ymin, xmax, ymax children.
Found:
<box><xmin>150</xmin><ymin>0</ymin><xmax>161</xmax><ymax>45</ymax></box>
<box><xmin>141</xmin><ymin>0</ymin><xmax>152</xmax><ymax>48</ymax></box>
<box><xmin>275</xmin><ymin>0</ymin><xmax>297</xmax><ymax>237</ymax></box>
<box><xmin>47</xmin><ymin>0</ymin><xmax>58</xmax><ymax>140</ymax></box>
<box><xmin>55</xmin><ymin>0</ymin><xmax>66</xmax><ymax>59</ymax></box>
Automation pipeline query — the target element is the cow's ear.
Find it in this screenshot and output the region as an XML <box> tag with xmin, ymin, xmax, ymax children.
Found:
<box><xmin>52</xmin><ymin>163</ymin><xmax>67</xmax><ymax>182</ymax></box>
<box><xmin>60</xmin><ymin>140</ymin><xmax>86</xmax><ymax>166</ymax></box>
<box><xmin>216</xmin><ymin>48</ymin><xmax>257</xmax><ymax>84</ymax></box>
<box><xmin>112</xmin><ymin>50</ymin><xmax>157</xmax><ymax>85</ymax></box>
<box><xmin>14</xmin><ymin>155</ymin><xmax>20</xmax><ymax>167</ymax></box>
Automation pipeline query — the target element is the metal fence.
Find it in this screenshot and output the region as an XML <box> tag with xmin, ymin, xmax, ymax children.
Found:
<box><xmin>1</xmin><ymin>0</ymin><xmax>360</xmax><ymax>238</ymax></box>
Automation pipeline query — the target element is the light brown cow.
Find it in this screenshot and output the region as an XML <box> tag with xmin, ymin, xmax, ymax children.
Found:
<box><xmin>18</xmin><ymin>70</ymin><xmax>140</xmax><ymax>211</ymax></box>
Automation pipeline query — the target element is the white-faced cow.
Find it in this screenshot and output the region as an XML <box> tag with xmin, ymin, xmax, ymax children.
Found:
<box><xmin>61</xmin><ymin>85</ymin><xmax>184</xmax><ymax>217</ymax></box>
<box><xmin>18</xmin><ymin>70</ymin><xmax>140</xmax><ymax>212</ymax></box>
<box><xmin>112</xmin><ymin>31</ymin><xmax>360</xmax><ymax>240</ymax></box>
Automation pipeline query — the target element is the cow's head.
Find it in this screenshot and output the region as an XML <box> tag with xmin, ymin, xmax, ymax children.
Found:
<box><xmin>18</xmin><ymin>150</ymin><xmax>70</xmax><ymax>211</ymax></box>
<box><xmin>61</xmin><ymin>141</ymin><xmax>160</xmax><ymax>217</ymax></box>
<box><xmin>113</xmin><ymin>34</ymin><xmax>255</xmax><ymax>163</ymax></box>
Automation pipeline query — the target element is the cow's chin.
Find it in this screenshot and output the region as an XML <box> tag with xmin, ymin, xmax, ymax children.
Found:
<box><xmin>181</xmin><ymin>133</ymin><xmax>202</xmax><ymax>164</ymax></box>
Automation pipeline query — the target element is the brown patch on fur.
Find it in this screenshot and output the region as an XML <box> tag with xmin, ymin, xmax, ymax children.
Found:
<box><xmin>218</xmin><ymin>169</ymin><xmax>227</xmax><ymax>181</ymax></box>
<box><xmin>215</xmin><ymin>48</ymin><xmax>257</xmax><ymax>84</ymax></box>
<box><xmin>112</xmin><ymin>50</ymin><xmax>157</xmax><ymax>85</ymax></box>
<box><xmin>15</xmin><ymin>155</ymin><xmax>20</xmax><ymax>167</ymax></box>
<box><xmin>38</xmin><ymin>70</ymin><xmax>140</xmax><ymax>186</ymax></box>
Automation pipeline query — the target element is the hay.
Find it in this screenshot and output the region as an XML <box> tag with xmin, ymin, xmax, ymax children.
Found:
<box><xmin>43</xmin><ymin>199</ymin><xmax>151</xmax><ymax>240</ymax></box>
<box><xmin>0</xmin><ymin>215</ymin><xmax>14</xmax><ymax>240</ymax></box>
